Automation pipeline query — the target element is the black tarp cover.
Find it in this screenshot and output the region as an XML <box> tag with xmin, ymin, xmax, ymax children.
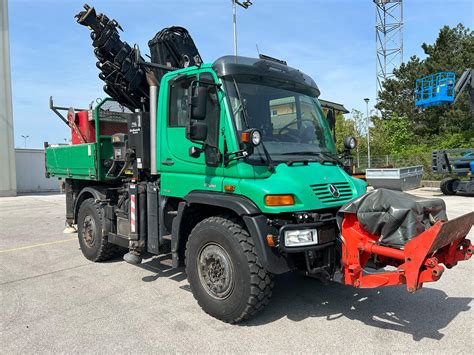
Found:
<box><xmin>337</xmin><ymin>188</ymin><xmax>447</xmax><ymax>247</ymax></box>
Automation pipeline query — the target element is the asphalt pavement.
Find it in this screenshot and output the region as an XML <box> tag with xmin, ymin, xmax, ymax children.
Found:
<box><xmin>1</xmin><ymin>189</ymin><xmax>473</xmax><ymax>353</ymax></box>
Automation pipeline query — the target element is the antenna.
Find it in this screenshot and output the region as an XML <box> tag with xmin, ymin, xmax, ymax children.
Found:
<box><xmin>255</xmin><ymin>44</ymin><xmax>260</xmax><ymax>56</ymax></box>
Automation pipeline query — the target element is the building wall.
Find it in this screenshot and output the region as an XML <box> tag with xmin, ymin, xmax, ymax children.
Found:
<box><xmin>0</xmin><ymin>0</ymin><xmax>17</xmax><ymax>197</ymax></box>
<box><xmin>15</xmin><ymin>149</ymin><xmax>60</xmax><ymax>193</ymax></box>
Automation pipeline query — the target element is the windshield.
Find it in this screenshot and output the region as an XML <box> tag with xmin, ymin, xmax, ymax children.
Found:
<box><xmin>224</xmin><ymin>75</ymin><xmax>337</xmax><ymax>164</ymax></box>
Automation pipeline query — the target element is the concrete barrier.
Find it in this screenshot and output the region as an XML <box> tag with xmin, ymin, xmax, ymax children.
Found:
<box><xmin>421</xmin><ymin>180</ymin><xmax>441</xmax><ymax>188</ymax></box>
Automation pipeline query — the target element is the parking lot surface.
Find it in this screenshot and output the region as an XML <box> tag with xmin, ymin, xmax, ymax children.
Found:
<box><xmin>1</xmin><ymin>189</ymin><xmax>473</xmax><ymax>353</ymax></box>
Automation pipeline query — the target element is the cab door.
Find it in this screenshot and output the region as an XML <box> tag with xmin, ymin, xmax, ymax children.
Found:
<box><xmin>159</xmin><ymin>71</ymin><xmax>224</xmax><ymax>197</ymax></box>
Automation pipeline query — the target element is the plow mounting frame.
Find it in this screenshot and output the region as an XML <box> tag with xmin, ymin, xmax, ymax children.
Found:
<box><xmin>340</xmin><ymin>211</ymin><xmax>473</xmax><ymax>292</ymax></box>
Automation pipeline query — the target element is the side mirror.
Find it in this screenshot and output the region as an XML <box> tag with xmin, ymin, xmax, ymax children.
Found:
<box><xmin>343</xmin><ymin>136</ymin><xmax>357</xmax><ymax>150</ymax></box>
<box><xmin>186</xmin><ymin>121</ymin><xmax>208</xmax><ymax>141</ymax></box>
<box><xmin>188</xmin><ymin>145</ymin><xmax>221</xmax><ymax>167</ymax></box>
<box><xmin>189</xmin><ymin>146</ymin><xmax>202</xmax><ymax>158</ymax></box>
<box><xmin>204</xmin><ymin>145</ymin><xmax>220</xmax><ymax>167</ymax></box>
<box><xmin>190</xmin><ymin>86</ymin><xmax>208</xmax><ymax>120</ymax></box>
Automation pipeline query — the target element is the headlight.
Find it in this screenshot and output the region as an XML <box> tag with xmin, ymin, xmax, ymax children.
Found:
<box><xmin>344</xmin><ymin>136</ymin><xmax>357</xmax><ymax>150</ymax></box>
<box><xmin>251</xmin><ymin>130</ymin><xmax>261</xmax><ymax>146</ymax></box>
<box><xmin>241</xmin><ymin>128</ymin><xmax>262</xmax><ymax>147</ymax></box>
<box><xmin>284</xmin><ymin>229</ymin><xmax>318</xmax><ymax>247</ymax></box>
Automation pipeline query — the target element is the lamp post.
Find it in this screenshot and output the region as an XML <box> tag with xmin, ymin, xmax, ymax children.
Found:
<box><xmin>232</xmin><ymin>1</ymin><xmax>253</xmax><ymax>56</ymax></box>
<box><xmin>364</xmin><ymin>98</ymin><xmax>371</xmax><ymax>168</ymax></box>
<box><xmin>21</xmin><ymin>135</ymin><xmax>29</xmax><ymax>148</ymax></box>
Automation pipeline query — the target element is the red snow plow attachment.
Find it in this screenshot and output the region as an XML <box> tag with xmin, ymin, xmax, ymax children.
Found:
<box><xmin>340</xmin><ymin>211</ymin><xmax>473</xmax><ymax>293</ymax></box>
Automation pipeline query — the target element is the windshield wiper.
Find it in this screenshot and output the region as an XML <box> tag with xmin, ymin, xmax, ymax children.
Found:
<box><xmin>280</xmin><ymin>152</ymin><xmax>321</xmax><ymax>166</ymax></box>
<box><xmin>317</xmin><ymin>151</ymin><xmax>343</xmax><ymax>165</ymax></box>
<box><xmin>281</xmin><ymin>151</ymin><xmax>342</xmax><ymax>166</ymax></box>
<box><xmin>285</xmin><ymin>158</ymin><xmax>319</xmax><ymax>166</ymax></box>
<box><xmin>281</xmin><ymin>151</ymin><xmax>317</xmax><ymax>156</ymax></box>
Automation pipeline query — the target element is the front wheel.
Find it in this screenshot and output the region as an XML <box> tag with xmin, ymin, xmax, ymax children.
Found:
<box><xmin>185</xmin><ymin>216</ymin><xmax>273</xmax><ymax>323</ymax></box>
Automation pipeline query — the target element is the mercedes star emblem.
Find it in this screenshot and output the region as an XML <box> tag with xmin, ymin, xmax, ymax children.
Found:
<box><xmin>328</xmin><ymin>184</ymin><xmax>340</xmax><ymax>198</ymax></box>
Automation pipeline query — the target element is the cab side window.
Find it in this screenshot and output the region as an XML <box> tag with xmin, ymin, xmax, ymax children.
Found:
<box><xmin>168</xmin><ymin>73</ymin><xmax>220</xmax><ymax>147</ymax></box>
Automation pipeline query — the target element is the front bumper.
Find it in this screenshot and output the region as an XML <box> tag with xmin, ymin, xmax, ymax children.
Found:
<box><xmin>242</xmin><ymin>214</ymin><xmax>339</xmax><ymax>275</ymax></box>
<box><xmin>279</xmin><ymin>222</ymin><xmax>337</xmax><ymax>253</ymax></box>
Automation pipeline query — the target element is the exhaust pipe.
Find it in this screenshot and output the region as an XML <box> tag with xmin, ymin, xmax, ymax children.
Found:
<box><xmin>146</xmin><ymin>71</ymin><xmax>159</xmax><ymax>175</ymax></box>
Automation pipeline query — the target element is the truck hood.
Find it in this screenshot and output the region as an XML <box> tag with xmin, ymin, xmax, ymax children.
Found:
<box><xmin>238</xmin><ymin>162</ymin><xmax>367</xmax><ymax>213</ymax></box>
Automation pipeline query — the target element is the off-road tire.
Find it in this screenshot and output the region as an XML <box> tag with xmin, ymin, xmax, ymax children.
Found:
<box><xmin>77</xmin><ymin>198</ymin><xmax>119</xmax><ymax>262</ymax></box>
<box><xmin>440</xmin><ymin>178</ymin><xmax>456</xmax><ymax>195</ymax></box>
<box><xmin>185</xmin><ymin>216</ymin><xmax>273</xmax><ymax>323</ymax></box>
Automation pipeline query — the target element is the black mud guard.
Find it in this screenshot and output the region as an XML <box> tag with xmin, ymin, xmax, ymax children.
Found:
<box><xmin>72</xmin><ymin>185</ymin><xmax>116</xmax><ymax>240</ymax></box>
<box><xmin>242</xmin><ymin>215</ymin><xmax>291</xmax><ymax>274</ymax></box>
<box><xmin>170</xmin><ymin>191</ymin><xmax>290</xmax><ymax>274</ymax></box>
<box><xmin>185</xmin><ymin>191</ymin><xmax>261</xmax><ymax>215</ymax></box>
<box><xmin>73</xmin><ymin>186</ymin><xmax>108</xmax><ymax>223</ymax></box>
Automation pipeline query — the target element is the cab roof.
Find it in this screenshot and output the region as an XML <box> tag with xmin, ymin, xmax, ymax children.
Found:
<box><xmin>212</xmin><ymin>55</ymin><xmax>320</xmax><ymax>97</ymax></box>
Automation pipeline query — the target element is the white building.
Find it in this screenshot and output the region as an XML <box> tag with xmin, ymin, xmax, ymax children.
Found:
<box><xmin>0</xmin><ymin>0</ymin><xmax>17</xmax><ymax>197</ymax></box>
<box><xmin>15</xmin><ymin>149</ymin><xmax>60</xmax><ymax>193</ymax></box>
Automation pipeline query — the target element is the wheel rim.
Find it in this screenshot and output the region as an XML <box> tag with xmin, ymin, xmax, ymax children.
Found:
<box><xmin>197</xmin><ymin>243</ymin><xmax>234</xmax><ymax>300</ymax></box>
<box><xmin>82</xmin><ymin>215</ymin><xmax>96</xmax><ymax>248</ymax></box>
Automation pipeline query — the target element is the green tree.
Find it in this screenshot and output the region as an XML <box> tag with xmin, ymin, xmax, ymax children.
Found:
<box><xmin>335</xmin><ymin>110</ymin><xmax>368</xmax><ymax>151</ymax></box>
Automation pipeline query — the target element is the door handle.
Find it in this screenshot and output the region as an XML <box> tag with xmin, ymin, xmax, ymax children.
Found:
<box><xmin>161</xmin><ymin>159</ymin><xmax>174</xmax><ymax>166</ymax></box>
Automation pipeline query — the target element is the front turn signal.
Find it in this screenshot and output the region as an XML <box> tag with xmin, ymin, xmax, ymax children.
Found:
<box><xmin>264</xmin><ymin>194</ymin><xmax>295</xmax><ymax>206</ymax></box>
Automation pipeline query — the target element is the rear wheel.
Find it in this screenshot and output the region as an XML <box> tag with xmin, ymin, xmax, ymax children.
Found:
<box><xmin>440</xmin><ymin>178</ymin><xmax>457</xmax><ymax>195</ymax></box>
<box><xmin>185</xmin><ymin>216</ymin><xmax>273</xmax><ymax>323</ymax></box>
<box><xmin>77</xmin><ymin>198</ymin><xmax>119</xmax><ymax>262</ymax></box>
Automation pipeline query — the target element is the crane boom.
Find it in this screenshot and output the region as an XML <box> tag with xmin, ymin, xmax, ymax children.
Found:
<box><xmin>453</xmin><ymin>69</ymin><xmax>474</xmax><ymax>112</ymax></box>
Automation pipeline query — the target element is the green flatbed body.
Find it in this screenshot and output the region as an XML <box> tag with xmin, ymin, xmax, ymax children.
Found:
<box><xmin>45</xmin><ymin>143</ymin><xmax>98</xmax><ymax>180</ymax></box>
<box><xmin>45</xmin><ymin>137</ymin><xmax>114</xmax><ymax>181</ymax></box>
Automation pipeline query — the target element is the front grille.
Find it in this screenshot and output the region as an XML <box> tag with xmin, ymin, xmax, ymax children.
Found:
<box><xmin>310</xmin><ymin>182</ymin><xmax>353</xmax><ymax>204</ymax></box>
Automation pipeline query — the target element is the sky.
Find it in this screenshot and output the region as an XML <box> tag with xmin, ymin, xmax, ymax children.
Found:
<box><xmin>7</xmin><ymin>0</ymin><xmax>474</xmax><ymax>148</ymax></box>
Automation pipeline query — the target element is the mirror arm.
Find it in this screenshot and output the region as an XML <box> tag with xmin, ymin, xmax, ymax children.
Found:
<box><xmin>195</xmin><ymin>80</ymin><xmax>222</xmax><ymax>89</ymax></box>
<box><xmin>224</xmin><ymin>149</ymin><xmax>247</xmax><ymax>158</ymax></box>
<box><xmin>188</xmin><ymin>137</ymin><xmax>205</xmax><ymax>146</ymax></box>
<box><xmin>223</xmin><ymin>149</ymin><xmax>248</xmax><ymax>166</ymax></box>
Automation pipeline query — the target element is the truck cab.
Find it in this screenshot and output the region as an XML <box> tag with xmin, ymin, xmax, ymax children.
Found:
<box><xmin>46</xmin><ymin>55</ymin><xmax>366</xmax><ymax>323</ymax></box>
<box><xmin>160</xmin><ymin>56</ymin><xmax>365</xmax><ymax>206</ymax></box>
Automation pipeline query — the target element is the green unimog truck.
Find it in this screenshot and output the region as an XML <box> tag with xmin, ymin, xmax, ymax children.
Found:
<box><xmin>46</xmin><ymin>53</ymin><xmax>366</xmax><ymax>322</ymax></box>
<box><xmin>45</xmin><ymin>4</ymin><xmax>366</xmax><ymax>323</ymax></box>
